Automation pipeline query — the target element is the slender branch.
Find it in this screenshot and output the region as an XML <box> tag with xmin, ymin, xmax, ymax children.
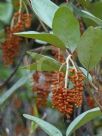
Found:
<box><xmin>0</xmin><ymin>53</ymin><xmax>25</xmax><ymax>89</ymax></box>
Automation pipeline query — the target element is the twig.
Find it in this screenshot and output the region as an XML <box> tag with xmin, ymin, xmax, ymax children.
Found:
<box><xmin>0</xmin><ymin>53</ymin><xmax>25</xmax><ymax>89</ymax></box>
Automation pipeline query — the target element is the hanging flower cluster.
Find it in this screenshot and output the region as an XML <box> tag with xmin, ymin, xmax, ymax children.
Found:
<box><xmin>2</xmin><ymin>6</ymin><xmax>32</xmax><ymax>65</ymax></box>
<box><xmin>52</xmin><ymin>69</ymin><xmax>84</xmax><ymax>117</ymax></box>
<box><xmin>51</xmin><ymin>47</ymin><xmax>65</xmax><ymax>63</ymax></box>
<box><xmin>32</xmin><ymin>47</ymin><xmax>85</xmax><ymax>117</ymax></box>
<box><xmin>32</xmin><ymin>47</ymin><xmax>65</xmax><ymax>107</ymax></box>
<box><xmin>32</xmin><ymin>72</ymin><xmax>51</xmax><ymax>107</ymax></box>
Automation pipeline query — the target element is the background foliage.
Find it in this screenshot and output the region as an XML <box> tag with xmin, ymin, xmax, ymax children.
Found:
<box><xmin>0</xmin><ymin>0</ymin><xmax>102</xmax><ymax>136</ymax></box>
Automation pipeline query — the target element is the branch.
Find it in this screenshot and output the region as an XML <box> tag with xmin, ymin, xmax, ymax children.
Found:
<box><xmin>0</xmin><ymin>53</ymin><xmax>25</xmax><ymax>89</ymax></box>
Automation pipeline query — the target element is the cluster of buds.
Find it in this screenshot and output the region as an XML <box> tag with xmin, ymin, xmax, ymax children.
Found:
<box><xmin>14</xmin><ymin>12</ymin><xmax>32</xmax><ymax>29</ymax></box>
<box><xmin>2</xmin><ymin>26</ymin><xmax>22</xmax><ymax>65</ymax></box>
<box><xmin>51</xmin><ymin>72</ymin><xmax>73</xmax><ymax>117</ymax></box>
<box><xmin>2</xmin><ymin>11</ymin><xmax>32</xmax><ymax>65</ymax></box>
<box><xmin>51</xmin><ymin>47</ymin><xmax>65</xmax><ymax>63</ymax></box>
<box><xmin>52</xmin><ymin>69</ymin><xmax>85</xmax><ymax>117</ymax></box>
<box><xmin>32</xmin><ymin>72</ymin><xmax>51</xmax><ymax>107</ymax></box>
<box><xmin>32</xmin><ymin>47</ymin><xmax>65</xmax><ymax>107</ymax></box>
<box><xmin>31</xmin><ymin>48</ymin><xmax>85</xmax><ymax>117</ymax></box>
<box><xmin>68</xmin><ymin>69</ymin><xmax>85</xmax><ymax>107</ymax></box>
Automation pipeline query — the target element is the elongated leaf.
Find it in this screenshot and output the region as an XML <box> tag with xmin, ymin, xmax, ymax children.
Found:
<box><xmin>77</xmin><ymin>27</ymin><xmax>102</xmax><ymax>70</ymax></box>
<box><xmin>15</xmin><ymin>31</ymin><xmax>66</xmax><ymax>49</ymax></box>
<box><xmin>52</xmin><ymin>6</ymin><xmax>80</xmax><ymax>52</ymax></box>
<box><xmin>0</xmin><ymin>0</ymin><xmax>13</xmax><ymax>24</ymax></box>
<box><xmin>66</xmin><ymin>107</ymin><xmax>102</xmax><ymax>136</ymax></box>
<box><xmin>23</xmin><ymin>114</ymin><xmax>63</xmax><ymax>136</ymax></box>
<box><xmin>27</xmin><ymin>52</ymin><xmax>61</xmax><ymax>71</ymax></box>
<box><xmin>85</xmin><ymin>2</ymin><xmax>102</xmax><ymax>26</ymax></box>
<box><xmin>87</xmin><ymin>2</ymin><xmax>102</xmax><ymax>19</ymax></box>
<box><xmin>71</xmin><ymin>4</ymin><xmax>102</xmax><ymax>26</ymax></box>
<box><xmin>30</xmin><ymin>0</ymin><xmax>58</xmax><ymax>28</ymax></box>
<box><xmin>79</xmin><ymin>0</ymin><xmax>102</xmax><ymax>20</ymax></box>
<box><xmin>0</xmin><ymin>74</ymin><xmax>31</xmax><ymax>105</ymax></box>
<box><xmin>79</xmin><ymin>67</ymin><xmax>92</xmax><ymax>81</ymax></box>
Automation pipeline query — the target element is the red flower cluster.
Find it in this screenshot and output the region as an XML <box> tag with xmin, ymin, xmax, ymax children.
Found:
<box><xmin>32</xmin><ymin>72</ymin><xmax>51</xmax><ymax>107</ymax></box>
<box><xmin>51</xmin><ymin>47</ymin><xmax>65</xmax><ymax>63</ymax></box>
<box><xmin>32</xmin><ymin>47</ymin><xmax>65</xmax><ymax>107</ymax></box>
<box><xmin>52</xmin><ymin>69</ymin><xmax>84</xmax><ymax>117</ymax></box>
<box><xmin>2</xmin><ymin>12</ymin><xmax>32</xmax><ymax>65</ymax></box>
<box><xmin>32</xmin><ymin>48</ymin><xmax>84</xmax><ymax>117</ymax></box>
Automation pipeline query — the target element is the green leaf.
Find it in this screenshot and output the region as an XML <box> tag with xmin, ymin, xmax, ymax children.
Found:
<box><xmin>26</xmin><ymin>52</ymin><xmax>62</xmax><ymax>71</ymax></box>
<box><xmin>87</xmin><ymin>2</ymin><xmax>102</xmax><ymax>20</ymax></box>
<box><xmin>71</xmin><ymin>4</ymin><xmax>102</xmax><ymax>26</ymax></box>
<box><xmin>83</xmin><ymin>2</ymin><xmax>102</xmax><ymax>26</ymax></box>
<box><xmin>23</xmin><ymin>114</ymin><xmax>63</xmax><ymax>136</ymax></box>
<box><xmin>78</xmin><ymin>0</ymin><xmax>89</xmax><ymax>8</ymax></box>
<box><xmin>0</xmin><ymin>28</ymin><xmax>5</xmax><ymax>43</ymax></box>
<box><xmin>77</xmin><ymin>27</ymin><xmax>102</xmax><ymax>70</ymax></box>
<box><xmin>79</xmin><ymin>67</ymin><xmax>92</xmax><ymax>81</ymax></box>
<box><xmin>30</xmin><ymin>0</ymin><xmax>58</xmax><ymax>28</ymax></box>
<box><xmin>81</xmin><ymin>10</ymin><xmax>102</xmax><ymax>26</ymax></box>
<box><xmin>66</xmin><ymin>107</ymin><xmax>102</xmax><ymax>136</ymax></box>
<box><xmin>0</xmin><ymin>0</ymin><xmax>13</xmax><ymax>24</ymax></box>
<box><xmin>0</xmin><ymin>74</ymin><xmax>31</xmax><ymax>105</ymax></box>
<box><xmin>15</xmin><ymin>31</ymin><xmax>66</xmax><ymax>50</ymax></box>
<box><xmin>52</xmin><ymin>6</ymin><xmax>80</xmax><ymax>52</ymax></box>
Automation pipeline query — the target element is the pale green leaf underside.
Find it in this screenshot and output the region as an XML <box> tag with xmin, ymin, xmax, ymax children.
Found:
<box><xmin>0</xmin><ymin>74</ymin><xmax>31</xmax><ymax>105</ymax></box>
<box><xmin>15</xmin><ymin>31</ymin><xmax>66</xmax><ymax>50</ymax></box>
<box><xmin>0</xmin><ymin>0</ymin><xmax>13</xmax><ymax>24</ymax></box>
<box><xmin>23</xmin><ymin>114</ymin><xmax>63</xmax><ymax>136</ymax></box>
<box><xmin>30</xmin><ymin>0</ymin><xmax>58</xmax><ymax>28</ymax></box>
<box><xmin>66</xmin><ymin>107</ymin><xmax>102</xmax><ymax>136</ymax></box>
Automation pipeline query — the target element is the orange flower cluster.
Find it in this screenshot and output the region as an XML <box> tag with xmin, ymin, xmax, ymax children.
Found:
<box><xmin>51</xmin><ymin>47</ymin><xmax>65</xmax><ymax>63</ymax></box>
<box><xmin>69</xmin><ymin>69</ymin><xmax>85</xmax><ymax>107</ymax></box>
<box><xmin>52</xmin><ymin>69</ymin><xmax>84</xmax><ymax>117</ymax></box>
<box><xmin>32</xmin><ymin>47</ymin><xmax>84</xmax><ymax>117</ymax></box>
<box><xmin>2</xmin><ymin>12</ymin><xmax>32</xmax><ymax>65</ymax></box>
<box><xmin>32</xmin><ymin>72</ymin><xmax>51</xmax><ymax>107</ymax></box>
<box><xmin>86</xmin><ymin>96</ymin><xmax>94</xmax><ymax>108</ymax></box>
<box><xmin>14</xmin><ymin>12</ymin><xmax>32</xmax><ymax>29</ymax></box>
<box><xmin>32</xmin><ymin>47</ymin><xmax>65</xmax><ymax>107</ymax></box>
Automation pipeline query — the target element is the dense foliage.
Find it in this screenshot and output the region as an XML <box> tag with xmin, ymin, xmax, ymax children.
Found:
<box><xmin>0</xmin><ymin>0</ymin><xmax>102</xmax><ymax>136</ymax></box>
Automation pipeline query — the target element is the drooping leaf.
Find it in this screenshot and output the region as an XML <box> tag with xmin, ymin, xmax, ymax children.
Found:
<box><xmin>0</xmin><ymin>0</ymin><xmax>13</xmax><ymax>24</ymax></box>
<box><xmin>79</xmin><ymin>67</ymin><xmax>92</xmax><ymax>81</ymax></box>
<box><xmin>26</xmin><ymin>52</ymin><xmax>62</xmax><ymax>71</ymax></box>
<box><xmin>52</xmin><ymin>6</ymin><xmax>80</xmax><ymax>52</ymax></box>
<box><xmin>84</xmin><ymin>1</ymin><xmax>102</xmax><ymax>26</ymax></box>
<box><xmin>15</xmin><ymin>31</ymin><xmax>66</xmax><ymax>49</ymax></box>
<box><xmin>23</xmin><ymin>114</ymin><xmax>63</xmax><ymax>136</ymax></box>
<box><xmin>78</xmin><ymin>0</ymin><xmax>102</xmax><ymax>19</ymax></box>
<box><xmin>88</xmin><ymin>2</ymin><xmax>102</xmax><ymax>19</ymax></box>
<box><xmin>66</xmin><ymin>107</ymin><xmax>102</xmax><ymax>136</ymax></box>
<box><xmin>77</xmin><ymin>27</ymin><xmax>102</xmax><ymax>70</ymax></box>
<box><xmin>30</xmin><ymin>0</ymin><xmax>58</xmax><ymax>28</ymax></box>
<box><xmin>71</xmin><ymin>3</ymin><xmax>102</xmax><ymax>26</ymax></box>
<box><xmin>0</xmin><ymin>74</ymin><xmax>32</xmax><ymax>105</ymax></box>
